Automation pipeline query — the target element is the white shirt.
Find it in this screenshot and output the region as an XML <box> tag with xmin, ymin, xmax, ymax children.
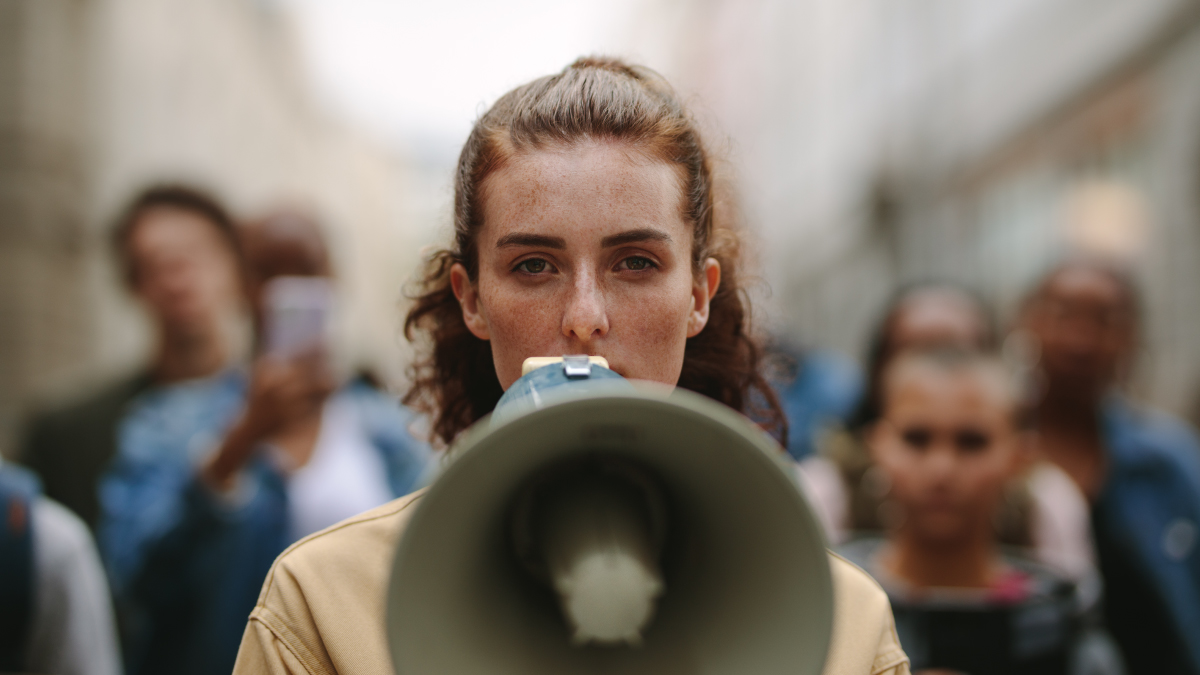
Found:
<box><xmin>283</xmin><ymin>393</ymin><xmax>395</xmax><ymax>542</ymax></box>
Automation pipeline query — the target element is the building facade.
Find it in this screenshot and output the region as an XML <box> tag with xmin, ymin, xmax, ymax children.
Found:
<box><xmin>627</xmin><ymin>0</ymin><xmax>1200</xmax><ymax>418</ymax></box>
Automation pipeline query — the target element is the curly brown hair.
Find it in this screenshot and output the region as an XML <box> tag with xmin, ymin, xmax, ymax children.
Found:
<box><xmin>404</xmin><ymin>56</ymin><xmax>785</xmax><ymax>447</ymax></box>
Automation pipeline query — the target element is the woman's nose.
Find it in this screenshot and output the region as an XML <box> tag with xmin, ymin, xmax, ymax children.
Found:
<box><xmin>561</xmin><ymin>272</ymin><xmax>609</xmax><ymax>342</ymax></box>
<box><xmin>926</xmin><ymin>445</ymin><xmax>957</xmax><ymax>478</ymax></box>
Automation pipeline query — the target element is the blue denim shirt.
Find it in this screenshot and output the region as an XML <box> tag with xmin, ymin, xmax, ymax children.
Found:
<box><xmin>98</xmin><ymin>370</ymin><xmax>432</xmax><ymax>675</ymax></box>
<box><xmin>1097</xmin><ymin>397</ymin><xmax>1200</xmax><ymax>673</ymax></box>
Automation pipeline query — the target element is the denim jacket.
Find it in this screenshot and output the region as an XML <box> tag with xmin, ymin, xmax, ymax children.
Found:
<box><xmin>1097</xmin><ymin>397</ymin><xmax>1200</xmax><ymax>672</ymax></box>
<box><xmin>98</xmin><ymin>370</ymin><xmax>432</xmax><ymax>675</ymax></box>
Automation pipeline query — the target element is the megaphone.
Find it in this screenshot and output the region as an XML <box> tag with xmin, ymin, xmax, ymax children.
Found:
<box><xmin>387</xmin><ymin>356</ymin><xmax>833</xmax><ymax>674</ymax></box>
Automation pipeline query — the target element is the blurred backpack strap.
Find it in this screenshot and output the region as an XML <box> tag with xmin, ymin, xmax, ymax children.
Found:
<box><xmin>0</xmin><ymin>464</ymin><xmax>40</xmax><ymax>671</ymax></box>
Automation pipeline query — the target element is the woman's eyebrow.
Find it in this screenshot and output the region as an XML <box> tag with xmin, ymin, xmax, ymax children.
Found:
<box><xmin>495</xmin><ymin>233</ymin><xmax>566</xmax><ymax>249</ymax></box>
<box><xmin>601</xmin><ymin>228</ymin><xmax>672</xmax><ymax>248</ymax></box>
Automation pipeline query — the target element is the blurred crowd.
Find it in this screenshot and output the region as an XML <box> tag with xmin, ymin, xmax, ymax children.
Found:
<box><xmin>783</xmin><ymin>270</ymin><xmax>1200</xmax><ymax>674</ymax></box>
<box><xmin>3</xmin><ymin>182</ymin><xmax>1200</xmax><ymax>675</ymax></box>
<box><xmin>4</xmin><ymin>187</ymin><xmax>433</xmax><ymax>675</ymax></box>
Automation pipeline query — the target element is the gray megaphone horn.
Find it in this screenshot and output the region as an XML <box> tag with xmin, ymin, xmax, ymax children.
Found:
<box><xmin>387</xmin><ymin>356</ymin><xmax>833</xmax><ymax>674</ymax></box>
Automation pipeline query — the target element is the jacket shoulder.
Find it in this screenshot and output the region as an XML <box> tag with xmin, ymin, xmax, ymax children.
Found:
<box><xmin>248</xmin><ymin>492</ymin><xmax>426</xmax><ymax>674</ymax></box>
<box><xmin>264</xmin><ymin>490</ymin><xmax>424</xmax><ymax>594</ymax></box>
<box><xmin>825</xmin><ymin>552</ymin><xmax>910</xmax><ymax>675</ymax></box>
<box><xmin>1109</xmin><ymin>403</ymin><xmax>1200</xmax><ymax>487</ymax></box>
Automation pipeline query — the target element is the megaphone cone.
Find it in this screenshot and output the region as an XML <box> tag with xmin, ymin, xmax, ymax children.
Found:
<box><xmin>387</xmin><ymin>362</ymin><xmax>832</xmax><ymax>674</ymax></box>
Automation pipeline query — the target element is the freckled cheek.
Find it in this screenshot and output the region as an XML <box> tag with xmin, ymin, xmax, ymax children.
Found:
<box><xmin>609</xmin><ymin>285</ymin><xmax>693</xmax><ymax>382</ymax></box>
<box><xmin>479</xmin><ymin>285</ymin><xmax>565</xmax><ymax>371</ymax></box>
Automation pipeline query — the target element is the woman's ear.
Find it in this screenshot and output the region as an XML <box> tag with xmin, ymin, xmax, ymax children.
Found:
<box><xmin>450</xmin><ymin>263</ymin><xmax>490</xmax><ymax>340</ymax></box>
<box><xmin>687</xmin><ymin>257</ymin><xmax>722</xmax><ymax>338</ymax></box>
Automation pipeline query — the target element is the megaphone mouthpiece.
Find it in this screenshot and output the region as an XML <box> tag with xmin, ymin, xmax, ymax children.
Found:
<box><xmin>557</xmin><ymin>548</ymin><xmax>663</xmax><ymax>646</ymax></box>
<box><xmin>515</xmin><ymin>458</ymin><xmax>668</xmax><ymax>647</ymax></box>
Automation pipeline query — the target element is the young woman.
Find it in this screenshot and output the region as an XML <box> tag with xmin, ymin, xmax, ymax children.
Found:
<box><xmin>232</xmin><ymin>57</ymin><xmax>909</xmax><ymax>675</ymax></box>
<box><xmin>841</xmin><ymin>349</ymin><xmax>1120</xmax><ymax>675</ymax></box>
<box><xmin>821</xmin><ymin>282</ymin><xmax>999</xmax><ymax>539</ymax></box>
<box><xmin>816</xmin><ymin>282</ymin><xmax>1096</xmax><ymax>584</ymax></box>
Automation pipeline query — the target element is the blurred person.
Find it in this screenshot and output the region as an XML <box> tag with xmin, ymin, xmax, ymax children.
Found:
<box><xmin>811</xmin><ymin>282</ymin><xmax>1095</xmax><ymax>589</ymax></box>
<box><xmin>99</xmin><ymin>210</ymin><xmax>432</xmax><ymax>675</ymax></box>
<box><xmin>1020</xmin><ymin>259</ymin><xmax>1200</xmax><ymax>675</ymax></box>
<box><xmin>814</xmin><ymin>282</ymin><xmax>1000</xmax><ymax>541</ymax></box>
<box><xmin>0</xmin><ymin>459</ymin><xmax>121</xmax><ymax>675</ymax></box>
<box><xmin>850</xmin><ymin>282</ymin><xmax>998</xmax><ymax>431</ymax></box>
<box><xmin>771</xmin><ymin>342</ymin><xmax>864</xmax><ymax>541</ymax></box>
<box><xmin>17</xmin><ymin>185</ymin><xmax>244</xmax><ymax>529</ymax></box>
<box><xmin>840</xmin><ymin>349</ymin><xmax>1122</xmax><ymax>675</ymax></box>
<box><xmin>233</xmin><ymin>57</ymin><xmax>910</xmax><ymax>675</ymax></box>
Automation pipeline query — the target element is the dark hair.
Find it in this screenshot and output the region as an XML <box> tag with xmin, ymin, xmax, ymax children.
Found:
<box><xmin>240</xmin><ymin>211</ymin><xmax>332</xmax><ymax>279</ymax></box>
<box><xmin>111</xmin><ymin>184</ymin><xmax>241</xmax><ymax>286</ymax></box>
<box><xmin>848</xmin><ymin>280</ymin><xmax>996</xmax><ymax>430</ymax></box>
<box><xmin>404</xmin><ymin>56</ymin><xmax>785</xmax><ymax>447</ymax></box>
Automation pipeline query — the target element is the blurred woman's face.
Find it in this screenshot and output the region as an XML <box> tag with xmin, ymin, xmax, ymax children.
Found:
<box><xmin>870</xmin><ymin>364</ymin><xmax>1021</xmax><ymax>545</ymax></box>
<box><xmin>450</xmin><ymin>140</ymin><xmax>720</xmax><ymax>391</ymax></box>
<box><xmin>1023</xmin><ymin>267</ymin><xmax>1134</xmax><ymax>396</ymax></box>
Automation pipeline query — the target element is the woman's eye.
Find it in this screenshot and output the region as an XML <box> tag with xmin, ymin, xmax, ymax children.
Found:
<box><xmin>955</xmin><ymin>430</ymin><xmax>991</xmax><ymax>453</ymax></box>
<box><xmin>516</xmin><ymin>259</ymin><xmax>549</xmax><ymax>274</ymax></box>
<box><xmin>619</xmin><ymin>256</ymin><xmax>654</xmax><ymax>271</ymax></box>
<box><xmin>900</xmin><ymin>428</ymin><xmax>933</xmax><ymax>450</ymax></box>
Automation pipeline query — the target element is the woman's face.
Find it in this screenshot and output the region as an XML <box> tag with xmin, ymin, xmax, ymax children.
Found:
<box><xmin>1022</xmin><ymin>267</ymin><xmax>1134</xmax><ymax>396</ymax></box>
<box><xmin>450</xmin><ymin>140</ymin><xmax>720</xmax><ymax>391</ymax></box>
<box><xmin>870</xmin><ymin>364</ymin><xmax>1022</xmax><ymax>545</ymax></box>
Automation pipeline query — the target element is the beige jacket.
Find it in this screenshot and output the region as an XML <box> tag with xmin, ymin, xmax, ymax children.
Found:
<box><xmin>233</xmin><ymin>492</ymin><xmax>909</xmax><ymax>675</ymax></box>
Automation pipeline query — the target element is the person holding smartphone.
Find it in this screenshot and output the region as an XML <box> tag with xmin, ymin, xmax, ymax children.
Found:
<box><xmin>99</xmin><ymin>211</ymin><xmax>432</xmax><ymax>675</ymax></box>
<box><xmin>233</xmin><ymin>57</ymin><xmax>909</xmax><ymax>675</ymax></box>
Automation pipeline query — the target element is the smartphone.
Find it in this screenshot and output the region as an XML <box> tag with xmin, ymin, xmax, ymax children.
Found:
<box><xmin>263</xmin><ymin>276</ymin><xmax>333</xmax><ymax>357</ymax></box>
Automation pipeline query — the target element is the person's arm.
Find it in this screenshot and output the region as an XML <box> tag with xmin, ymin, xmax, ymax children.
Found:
<box><xmin>25</xmin><ymin>498</ymin><xmax>122</xmax><ymax>675</ymax></box>
<box><xmin>102</xmin><ymin>355</ymin><xmax>330</xmax><ymax>599</ymax></box>
<box><xmin>98</xmin><ymin>433</ymin><xmax>253</xmax><ymax>602</ymax></box>
<box><xmin>203</xmin><ymin>353</ymin><xmax>334</xmax><ymax>489</ymax></box>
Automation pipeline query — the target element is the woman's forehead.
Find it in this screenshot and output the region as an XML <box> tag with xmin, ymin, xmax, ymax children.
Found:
<box><xmin>478</xmin><ymin>142</ymin><xmax>690</xmax><ymax>242</ymax></box>
<box><xmin>886</xmin><ymin>364</ymin><xmax>1013</xmax><ymax>419</ymax></box>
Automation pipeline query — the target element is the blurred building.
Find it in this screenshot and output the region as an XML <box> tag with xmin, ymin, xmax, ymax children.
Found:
<box><xmin>629</xmin><ymin>0</ymin><xmax>1200</xmax><ymax>418</ymax></box>
<box><xmin>0</xmin><ymin>0</ymin><xmax>428</xmax><ymax>457</ymax></box>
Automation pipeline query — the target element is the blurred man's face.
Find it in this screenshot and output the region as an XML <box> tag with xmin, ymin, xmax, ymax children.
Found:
<box><xmin>1024</xmin><ymin>268</ymin><xmax>1134</xmax><ymax>396</ymax></box>
<box><xmin>871</xmin><ymin>364</ymin><xmax>1020</xmax><ymax>545</ymax></box>
<box><xmin>128</xmin><ymin>207</ymin><xmax>241</xmax><ymax>338</ymax></box>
